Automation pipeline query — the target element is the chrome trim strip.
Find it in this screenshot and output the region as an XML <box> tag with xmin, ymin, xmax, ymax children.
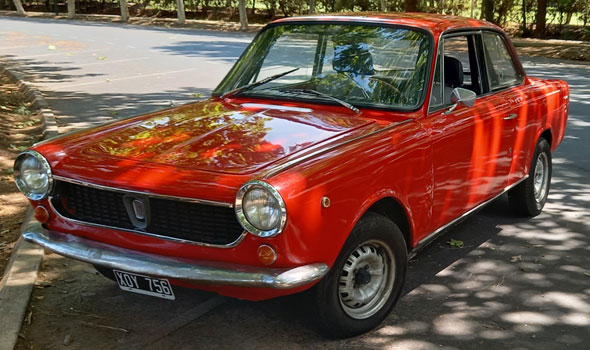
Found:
<box><xmin>504</xmin><ymin>113</ymin><xmax>519</xmax><ymax>120</ymax></box>
<box><xmin>48</xmin><ymin>195</ymin><xmax>246</xmax><ymax>249</ymax></box>
<box><xmin>23</xmin><ymin>221</ymin><xmax>329</xmax><ymax>289</ymax></box>
<box><xmin>262</xmin><ymin>119</ymin><xmax>413</xmax><ymax>179</ymax></box>
<box><xmin>53</xmin><ymin>175</ymin><xmax>233</xmax><ymax>208</ymax></box>
<box><xmin>408</xmin><ymin>175</ymin><xmax>529</xmax><ymax>259</ymax></box>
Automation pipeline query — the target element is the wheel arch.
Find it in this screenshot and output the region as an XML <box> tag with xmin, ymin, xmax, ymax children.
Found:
<box><xmin>363</xmin><ymin>196</ymin><xmax>413</xmax><ymax>253</ymax></box>
<box><xmin>539</xmin><ymin>128</ymin><xmax>553</xmax><ymax>148</ymax></box>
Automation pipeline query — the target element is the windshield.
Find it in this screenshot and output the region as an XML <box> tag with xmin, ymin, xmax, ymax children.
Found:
<box><xmin>214</xmin><ymin>23</ymin><xmax>432</xmax><ymax>110</ymax></box>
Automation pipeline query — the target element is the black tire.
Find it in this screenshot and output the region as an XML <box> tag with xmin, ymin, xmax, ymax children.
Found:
<box><xmin>93</xmin><ymin>265</ymin><xmax>117</xmax><ymax>282</ymax></box>
<box><xmin>508</xmin><ymin>138</ymin><xmax>552</xmax><ymax>217</ymax></box>
<box><xmin>309</xmin><ymin>212</ymin><xmax>407</xmax><ymax>338</ymax></box>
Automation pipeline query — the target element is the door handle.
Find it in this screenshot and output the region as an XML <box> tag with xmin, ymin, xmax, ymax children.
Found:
<box><xmin>504</xmin><ymin>113</ymin><xmax>518</xmax><ymax>120</ymax></box>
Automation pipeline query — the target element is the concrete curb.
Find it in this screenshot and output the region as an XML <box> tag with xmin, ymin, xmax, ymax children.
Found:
<box><xmin>0</xmin><ymin>65</ymin><xmax>59</xmax><ymax>139</ymax></box>
<box><xmin>0</xmin><ymin>211</ymin><xmax>43</xmax><ymax>350</ymax></box>
<box><xmin>0</xmin><ymin>64</ymin><xmax>59</xmax><ymax>350</ymax></box>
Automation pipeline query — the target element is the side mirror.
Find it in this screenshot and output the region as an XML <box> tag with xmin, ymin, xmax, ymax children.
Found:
<box><xmin>443</xmin><ymin>88</ymin><xmax>476</xmax><ymax>114</ymax></box>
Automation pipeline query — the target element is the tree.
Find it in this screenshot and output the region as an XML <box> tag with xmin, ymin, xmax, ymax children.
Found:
<box><xmin>380</xmin><ymin>0</ymin><xmax>387</xmax><ymax>11</ymax></box>
<box><xmin>239</xmin><ymin>0</ymin><xmax>248</xmax><ymax>30</ymax></box>
<box><xmin>119</xmin><ymin>0</ymin><xmax>130</xmax><ymax>22</ymax></box>
<box><xmin>309</xmin><ymin>0</ymin><xmax>316</xmax><ymax>13</ymax></box>
<box><xmin>66</xmin><ymin>0</ymin><xmax>75</xmax><ymax>18</ymax></box>
<box><xmin>405</xmin><ymin>0</ymin><xmax>418</xmax><ymax>11</ymax></box>
<box><xmin>176</xmin><ymin>0</ymin><xmax>186</xmax><ymax>24</ymax></box>
<box><xmin>482</xmin><ymin>0</ymin><xmax>494</xmax><ymax>22</ymax></box>
<box><xmin>535</xmin><ymin>0</ymin><xmax>547</xmax><ymax>36</ymax></box>
<box><xmin>13</xmin><ymin>0</ymin><xmax>26</xmax><ymax>15</ymax></box>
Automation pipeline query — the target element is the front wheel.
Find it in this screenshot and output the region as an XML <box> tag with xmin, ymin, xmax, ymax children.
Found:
<box><xmin>309</xmin><ymin>212</ymin><xmax>407</xmax><ymax>338</ymax></box>
<box><xmin>509</xmin><ymin>138</ymin><xmax>552</xmax><ymax>216</ymax></box>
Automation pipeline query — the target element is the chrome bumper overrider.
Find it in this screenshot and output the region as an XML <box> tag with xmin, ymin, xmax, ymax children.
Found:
<box><xmin>22</xmin><ymin>221</ymin><xmax>329</xmax><ymax>289</ymax></box>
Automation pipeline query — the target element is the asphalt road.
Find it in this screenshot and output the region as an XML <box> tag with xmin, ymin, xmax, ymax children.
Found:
<box><xmin>2</xmin><ymin>16</ymin><xmax>589</xmax><ymax>350</ymax></box>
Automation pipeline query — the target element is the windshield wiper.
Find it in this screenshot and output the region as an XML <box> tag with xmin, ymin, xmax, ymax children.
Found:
<box><xmin>279</xmin><ymin>88</ymin><xmax>360</xmax><ymax>114</ymax></box>
<box><xmin>220</xmin><ymin>68</ymin><xmax>299</xmax><ymax>99</ymax></box>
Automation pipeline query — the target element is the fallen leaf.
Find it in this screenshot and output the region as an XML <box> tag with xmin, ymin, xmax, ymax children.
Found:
<box><xmin>48</xmin><ymin>45</ymin><xmax>56</xmax><ymax>50</ymax></box>
<box><xmin>510</xmin><ymin>255</ymin><xmax>522</xmax><ymax>263</ymax></box>
<box><xmin>585</xmin><ymin>272</ymin><xmax>590</xmax><ymax>277</ymax></box>
<box><xmin>97</xmin><ymin>56</ymin><xmax>107</xmax><ymax>60</ymax></box>
<box><xmin>448</xmin><ymin>238</ymin><xmax>464</xmax><ymax>248</ymax></box>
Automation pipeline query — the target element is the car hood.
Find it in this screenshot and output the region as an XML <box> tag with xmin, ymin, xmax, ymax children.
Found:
<box><xmin>48</xmin><ymin>100</ymin><xmax>374</xmax><ymax>175</ymax></box>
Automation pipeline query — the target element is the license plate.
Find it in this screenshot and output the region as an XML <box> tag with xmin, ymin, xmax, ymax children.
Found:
<box><xmin>113</xmin><ymin>269</ymin><xmax>175</xmax><ymax>300</ymax></box>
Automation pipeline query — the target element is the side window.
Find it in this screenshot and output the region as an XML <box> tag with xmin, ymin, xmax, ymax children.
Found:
<box><xmin>482</xmin><ymin>32</ymin><xmax>520</xmax><ymax>90</ymax></box>
<box><xmin>429</xmin><ymin>34</ymin><xmax>482</xmax><ymax>111</ymax></box>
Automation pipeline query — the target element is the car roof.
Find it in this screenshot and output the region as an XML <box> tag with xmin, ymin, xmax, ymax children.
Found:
<box><xmin>272</xmin><ymin>12</ymin><xmax>501</xmax><ymax>37</ymax></box>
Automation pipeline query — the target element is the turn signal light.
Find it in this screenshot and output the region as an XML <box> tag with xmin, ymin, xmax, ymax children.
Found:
<box><xmin>34</xmin><ymin>205</ymin><xmax>50</xmax><ymax>223</ymax></box>
<box><xmin>257</xmin><ymin>244</ymin><xmax>277</xmax><ymax>265</ymax></box>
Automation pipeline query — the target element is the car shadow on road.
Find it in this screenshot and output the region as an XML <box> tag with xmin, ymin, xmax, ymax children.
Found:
<box><xmin>142</xmin><ymin>165</ymin><xmax>588</xmax><ymax>350</ymax></box>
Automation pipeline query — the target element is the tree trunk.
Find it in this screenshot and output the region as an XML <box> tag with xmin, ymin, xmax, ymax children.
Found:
<box><xmin>119</xmin><ymin>0</ymin><xmax>129</xmax><ymax>21</ymax></box>
<box><xmin>585</xmin><ymin>0</ymin><xmax>589</xmax><ymax>28</ymax></box>
<box><xmin>176</xmin><ymin>0</ymin><xmax>186</xmax><ymax>24</ymax></box>
<box><xmin>13</xmin><ymin>0</ymin><xmax>26</xmax><ymax>15</ymax></box>
<box><xmin>565</xmin><ymin>11</ymin><xmax>573</xmax><ymax>25</ymax></box>
<box><xmin>521</xmin><ymin>0</ymin><xmax>526</xmax><ymax>33</ymax></box>
<box><xmin>380</xmin><ymin>0</ymin><xmax>386</xmax><ymax>11</ymax></box>
<box><xmin>238</xmin><ymin>0</ymin><xmax>248</xmax><ymax>31</ymax></box>
<box><xmin>481</xmin><ymin>0</ymin><xmax>493</xmax><ymax>22</ymax></box>
<box><xmin>405</xmin><ymin>0</ymin><xmax>418</xmax><ymax>12</ymax></box>
<box><xmin>534</xmin><ymin>0</ymin><xmax>547</xmax><ymax>37</ymax></box>
<box><xmin>66</xmin><ymin>0</ymin><xmax>75</xmax><ymax>18</ymax></box>
<box><xmin>309</xmin><ymin>0</ymin><xmax>315</xmax><ymax>13</ymax></box>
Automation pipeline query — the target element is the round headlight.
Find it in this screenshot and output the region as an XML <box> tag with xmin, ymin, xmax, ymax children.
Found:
<box><xmin>13</xmin><ymin>150</ymin><xmax>53</xmax><ymax>200</ymax></box>
<box><xmin>235</xmin><ymin>180</ymin><xmax>286</xmax><ymax>237</ymax></box>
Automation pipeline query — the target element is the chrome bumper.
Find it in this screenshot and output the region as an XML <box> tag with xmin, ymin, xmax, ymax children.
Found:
<box><xmin>22</xmin><ymin>221</ymin><xmax>329</xmax><ymax>289</ymax></box>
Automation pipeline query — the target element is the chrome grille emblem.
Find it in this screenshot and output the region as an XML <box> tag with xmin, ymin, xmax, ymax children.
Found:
<box><xmin>131</xmin><ymin>199</ymin><xmax>145</xmax><ymax>220</ymax></box>
<box><xmin>123</xmin><ymin>195</ymin><xmax>149</xmax><ymax>229</ymax></box>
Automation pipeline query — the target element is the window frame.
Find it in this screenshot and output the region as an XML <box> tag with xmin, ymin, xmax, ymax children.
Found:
<box><xmin>427</xmin><ymin>30</ymin><xmax>485</xmax><ymax>113</ymax></box>
<box><xmin>427</xmin><ymin>28</ymin><xmax>526</xmax><ymax>114</ymax></box>
<box><xmin>480</xmin><ymin>30</ymin><xmax>526</xmax><ymax>92</ymax></box>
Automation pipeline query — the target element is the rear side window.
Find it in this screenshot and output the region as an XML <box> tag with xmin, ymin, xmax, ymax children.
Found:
<box><xmin>482</xmin><ymin>32</ymin><xmax>520</xmax><ymax>90</ymax></box>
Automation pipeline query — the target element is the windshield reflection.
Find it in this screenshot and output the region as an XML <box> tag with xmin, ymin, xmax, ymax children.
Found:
<box><xmin>214</xmin><ymin>23</ymin><xmax>431</xmax><ymax>110</ymax></box>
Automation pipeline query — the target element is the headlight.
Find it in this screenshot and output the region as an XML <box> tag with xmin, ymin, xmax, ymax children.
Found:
<box><xmin>235</xmin><ymin>180</ymin><xmax>286</xmax><ymax>237</ymax></box>
<box><xmin>13</xmin><ymin>150</ymin><xmax>53</xmax><ymax>200</ymax></box>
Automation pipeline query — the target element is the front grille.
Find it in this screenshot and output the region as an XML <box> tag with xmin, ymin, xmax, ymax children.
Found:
<box><xmin>50</xmin><ymin>180</ymin><xmax>244</xmax><ymax>245</ymax></box>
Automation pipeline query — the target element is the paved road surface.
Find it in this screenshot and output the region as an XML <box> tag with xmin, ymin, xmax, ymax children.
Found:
<box><xmin>2</xmin><ymin>16</ymin><xmax>589</xmax><ymax>350</ymax></box>
<box><xmin>0</xmin><ymin>16</ymin><xmax>252</xmax><ymax>131</ymax></box>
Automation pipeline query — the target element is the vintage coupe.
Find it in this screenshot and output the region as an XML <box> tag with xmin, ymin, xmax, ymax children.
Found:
<box><xmin>15</xmin><ymin>13</ymin><xmax>568</xmax><ymax>337</ymax></box>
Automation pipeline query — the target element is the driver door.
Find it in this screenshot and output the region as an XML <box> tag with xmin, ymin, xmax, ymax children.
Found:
<box><xmin>423</xmin><ymin>33</ymin><xmax>513</xmax><ymax>231</ymax></box>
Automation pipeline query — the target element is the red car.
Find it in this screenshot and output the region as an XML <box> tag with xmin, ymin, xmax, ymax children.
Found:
<box><xmin>15</xmin><ymin>13</ymin><xmax>568</xmax><ymax>337</ymax></box>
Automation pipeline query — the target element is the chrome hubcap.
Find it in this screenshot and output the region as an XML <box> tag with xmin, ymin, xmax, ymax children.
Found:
<box><xmin>338</xmin><ymin>240</ymin><xmax>395</xmax><ymax>320</ymax></box>
<box><xmin>533</xmin><ymin>152</ymin><xmax>549</xmax><ymax>203</ymax></box>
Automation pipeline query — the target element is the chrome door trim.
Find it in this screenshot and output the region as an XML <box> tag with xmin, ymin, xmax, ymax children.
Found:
<box><xmin>504</xmin><ymin>113</ymin><xmax>518</xmax><ymax>120</ymax></box>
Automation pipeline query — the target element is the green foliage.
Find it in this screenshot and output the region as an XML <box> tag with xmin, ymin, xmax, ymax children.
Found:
<box><xmin>448</xmin><ymin>238</ymin><xmax>464</xmax><ymax>248</ymax></box>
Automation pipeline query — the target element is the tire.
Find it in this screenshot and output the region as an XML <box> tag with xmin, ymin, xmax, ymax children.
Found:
<box><xmin>508</xmin><ymin>138</ymin><xmax>552</xmax><ymax>217</ymax></box>
<box><xmin>93</xmin><ymin>265</ymin><xmax>117</xmax><ymax>282</ymax></box>
<box><xmin>309</xmin><ymin>212</ymin><xmax>407</xmax><ymax>338</ymax></box>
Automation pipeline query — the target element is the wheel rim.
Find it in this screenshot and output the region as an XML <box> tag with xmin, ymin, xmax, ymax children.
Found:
<box><xmin>338</xmin><ymin>240</ymin><xmax>395</xmax><ymax>320</ymax></box>
<box><xmin>533</xmin><ymin>152</ymin><xmax>549</xmax><ymax>203</ymax></box>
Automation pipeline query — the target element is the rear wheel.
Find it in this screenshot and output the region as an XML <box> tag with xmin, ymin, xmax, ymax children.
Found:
<box><xmin>309</xmin><ymin>212</ymin><xmax>407</xmax><ymax>338</ymax></box>
<box><xmin>509</xmin><ymin>138</ymin><xmax>552</xmax><ymax>216</ymax></box>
